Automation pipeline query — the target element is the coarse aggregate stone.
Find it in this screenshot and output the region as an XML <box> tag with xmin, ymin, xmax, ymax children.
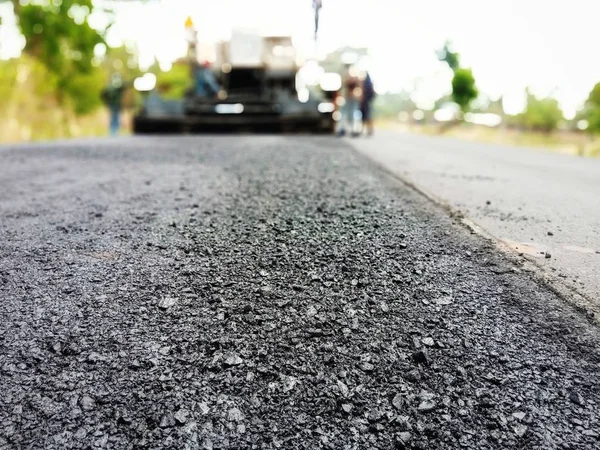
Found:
<box><xmin>0</xmin><ymin>136</ymin><xmax>599</xmax><ymax>449</ymax></box>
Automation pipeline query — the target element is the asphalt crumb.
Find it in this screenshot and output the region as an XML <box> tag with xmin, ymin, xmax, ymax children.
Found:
<box><xmin>0</xmin><ymin>136</ymin><xmax>599</xmax><ymax>449</ymax></box>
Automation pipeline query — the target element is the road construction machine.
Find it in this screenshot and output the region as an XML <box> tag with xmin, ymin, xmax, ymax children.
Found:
<box><xmin>133</xmin><ymin>21</ymin><xmax>339</xmax><ymax>134</ymax></box>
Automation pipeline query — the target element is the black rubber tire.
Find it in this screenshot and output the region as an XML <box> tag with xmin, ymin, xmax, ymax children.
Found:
<box><xmin>132</xmin><ymin>117</ymin><xmax>153</xmax><ymax>135</ymax></box>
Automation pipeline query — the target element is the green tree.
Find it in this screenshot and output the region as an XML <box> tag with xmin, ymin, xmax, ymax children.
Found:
<box><xmin>582</xmin><ymin>82</ymin><xmax>600</xmax><ymax>134</ymax></box>
<box><xmin>517</xmin><ymin>89</ymin><xmax>563</xmax><ymax>133</ymax></box>
<box><xmin>437</xmin><ymin>41</ymin><xmax>478</xmax><ymax>118</ymax></box>
<box><xmin>437</xmin><ymin>40</ymin><xmax>460</xmax><ymax>71</ymax></box>
<box><xmin>12</xmin><ymin>0</ymin><xmax>108</xmax><ymax>115</ymax></box>
<box><xmin>0</xmin><ymin>55</ymin><xmax>65</xmax><ymax>141</ymax></box>
<box><xmin>99</xmin><ymin>44</ymin><xmax>145</xmax><ymax>108</ymax></box>
<box><xmin>154</xmin><ymin>62</ymin><xmax>191</xmax><ymax>99</ymax></box>
<box><xmin>451</xmin><ymin>68</ymin><xmax>478</xmax><ymax>114</ymax></box>
<box><xmin>102</xmin><ymin>44</ymin><xmax>143</xmax><ymax>82</ymax></box>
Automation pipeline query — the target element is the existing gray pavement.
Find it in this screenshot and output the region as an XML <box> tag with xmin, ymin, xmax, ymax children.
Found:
<box><xmin>1</xmin><ymin>136</ymin><xmax>599</xmax><ymax>449</ymax></box>
<box><xmin>351</xmin><ymin>131</ymin><xmax>600</xmax><ymax>308</ymax></box>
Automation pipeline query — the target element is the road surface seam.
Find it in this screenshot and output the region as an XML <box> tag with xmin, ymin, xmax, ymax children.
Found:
<box><xmin>348</xmin><ymin>139</ymin><xmax>600</xmax><ymax>325</ymax></box>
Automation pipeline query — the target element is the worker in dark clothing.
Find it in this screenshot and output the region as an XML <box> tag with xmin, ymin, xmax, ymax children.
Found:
<box><xmin>195</xmin><ymin>61</ymin><xmax>221</xmax><ymax>97</ymax></box>
<box><xmin>360</xmin><ymin>72</ymin><xmax>376</xmax><ymax>136</ymax></box>
<box><xmin>101</xmin><ymin>74</ymin><xmax>126</xmax><ymax>136</ymax></box>
<box><xmin>337</xmin><ymin>66</ymin><xmax>361</xmax><ymax>137</ymax></box>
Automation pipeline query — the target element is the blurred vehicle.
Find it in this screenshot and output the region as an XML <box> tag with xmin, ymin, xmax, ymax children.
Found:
<box><xmin>133</xmin><ymin>24</ymin><xmax>337</xmax><ymax>134</ymax></box>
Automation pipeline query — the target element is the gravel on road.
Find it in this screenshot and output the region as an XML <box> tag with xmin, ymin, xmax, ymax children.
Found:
<box><xmin>350</xmin><ymin>131</ymin><xmax>600</xmax><ymax>307</ymax></box>
<box><xmin>0</xmin><ymin>136</ymin><xmax>599</xmax><ymax>450</ymax></box>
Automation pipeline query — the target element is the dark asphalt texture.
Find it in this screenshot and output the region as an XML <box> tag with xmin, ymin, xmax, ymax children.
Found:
<box><xmin>0</xmin><ymin>136</ymin><xmax>599</xmax><ymax>450</ymax></box>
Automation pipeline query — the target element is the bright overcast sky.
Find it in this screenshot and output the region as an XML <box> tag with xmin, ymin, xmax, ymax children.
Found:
<box><xmin>1</xmin><ymin>0</ymin><xmax>599</xmax><ymax>116</ymax></box>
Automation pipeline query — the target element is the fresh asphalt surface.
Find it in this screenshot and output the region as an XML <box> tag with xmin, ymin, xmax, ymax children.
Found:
<box><xmin>352</xmin><ymin>131</ymin><xmax>600</xmax><ymax>309</ymax></box>
<box><xmin>0</xmin><ymin>136</ymin><xmax>599</xmax><ymax>449</ymax></box>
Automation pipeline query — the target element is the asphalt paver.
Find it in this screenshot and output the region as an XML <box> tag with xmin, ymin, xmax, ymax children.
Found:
<box><xmin>0</xmin><ymin>136</ymin><xmax>599</xmax><ymax>449</ymax></box>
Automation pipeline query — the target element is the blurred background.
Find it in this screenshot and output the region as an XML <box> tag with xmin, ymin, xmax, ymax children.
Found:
<box><xmin>1</xmin><ymin>0</ymin><xmax>599</xmax><ymax>155</ymax></box>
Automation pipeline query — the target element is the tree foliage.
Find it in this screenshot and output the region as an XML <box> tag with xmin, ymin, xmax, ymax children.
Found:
<box><xmin>437</xmin><ymin>41</ymin><xmax>478</xmax><ymax>117</ymax></box>
<box><xmin>582</xmin><ymin>82</ymin><xmax>600</xmax><ymax>134</ymax></box>
<box><xmin>2</xmin><ymin>0</ymin><xmax>153</xmax><ymax>140</ymax></box>
<box><xmin>102</xmin><ymin>44</ymin><xmax>143</xmax><ymax>82</ymax></box>
<box><xmin>0</xmin><ymin>55</ymin><xmax>77</xmax><ymax>141</ymax></box>
<box><xmin>436</xmin><ymin>41</ymin><xmax>460</xmax><ymax>71</ymax></box>
<box><xmin>13</xmin><ymin>0</ymin><xmax>107</xmax><ymax>115</ymax></box>
<box><xmin>154</xmin><ymin>63</ymin><xmax>192</xmax><ymax>100</ymax></box>
<box><xmin>451</xmin><ymin>68</ymin><xmax>478</xmax><ymax>113</ymax></box>
<box><xmin>517</xmin><ymin>89</ymin><xmax>563</xmax><ymax>133</ymax></box>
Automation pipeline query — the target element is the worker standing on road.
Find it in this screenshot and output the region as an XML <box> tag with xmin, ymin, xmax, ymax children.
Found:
<box><xmin>101</xmin><ymin>73</ymin><xmax>126</xmax><ymax>136</ymax></box>
<box><xmin>145</xmin><ymin>82</ymin><xmax>169</xmax><ymax>110</ymax></box>
<box><xmin>337</xmin><ymin>65</ymin><xmax>361</xmax><ymax>137</ymax></box>
<box><xmin>194</xmin><ymin>61</ymin><xmax>221</xmax><ymax>97</ymax></box>
<box><xmin>360</xmin><ymin>71</ymin><xmax>376</xmax><ymax>136</ymax></box>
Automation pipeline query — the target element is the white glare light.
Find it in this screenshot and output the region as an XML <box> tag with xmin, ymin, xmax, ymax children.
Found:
<box><xmin>412</xmin><ymin>110</ymin><xmax>425</xmax><ymax>121</ymax></box>
<box><xmin>318</xmin><ymin>102</ymin><xmax>335</xmax><ymax>113</ymax></box>
<box><xmin>299</xmin><ymin>61</ymin><xmax>324</xmax><ymax>86</ymax></box>
<box><xmin>465</xmin><ymin>113</ymin><xmax>502</xmax><ymax>127</ymax></box>
<box><xmin>215</xmin><ymin>103</ymin><xmax>244</xmax><ymax>114</ymax></box>
<box><xmin>320</xmin><ymin>73</ymin><xmax>342</xmax><ymax>92</ymax></box>
<box><xmin>298</xmin><ymin>88</ymin><xmax>310</xmax><ymax>103</ymax></box>
<box><xmin>133</xmin><ymin>73</ymin><xmax>157</xmax><ymax>92</ymax></box>
<box><xmin>341</xmin><ymin>52</ymin><xmax>358</xmax><ymax>65</ymax></box>
<box><xmin>159</xmin><ymin>60</ymin><xmax>172</xmax><ymax>72</ymax></box>
<box><xmin>434</xmin><ymin>108</ymin><xmax>456</xmax><ymax>122</ymax></box>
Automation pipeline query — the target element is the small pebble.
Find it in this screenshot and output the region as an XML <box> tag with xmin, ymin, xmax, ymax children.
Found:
<box><xmin>174</xmin><ymin>409</ymin><xmax>189</xmax><ymax>424</ymax></box>
<box><xmin>225</xmin><ymin>355</ymin><xmax>243</xmax><ymax>366</ymax></box>
<box><xmin>417</xmin><ymin>401</ymin><xmax>436</xmax><ymax>412</ymax></box>
<box><xmin>514</xmin><ymin>424</ymin><xmax>528</xmax><ymax>437</ymax></box>
<box><xmin>421</xmin><ymin>337</ymin><xmax>435</xmax><ymax>347</ymax></box>
<box><xmin>160</xmin><ymin>414</ymin><xmax>175</xmax><ymax>428</ymax></box>
<box><xmin>228</xmin><ymin>407</ymin><xmax>243</xmax><ymax>422</ymax></box>
<box><xmin>512</xmin><ymin>411</ymin><xmax>526</xmax><ymax>421</ymax></box>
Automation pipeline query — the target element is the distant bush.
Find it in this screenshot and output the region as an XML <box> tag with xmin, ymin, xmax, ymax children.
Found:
<box><xmin>583</xmin><ymin>82</ymin><xmax>600</xmax><ymax>134</ymax></box>
<box><xmin>0</xmin><ymin>56</ymin><xmax>106</xmax><ymax>142</ymax></box>
<box><xmin>437</xmin><ymin>41</ymin><xmax>478</xmax><ymax>117</ymax></box>
<box><xmin>154</xmin><ymin>63</ymin><xmax>191</xmax><ymax>100</ymax></box>
<box><xmin>15</xmin><ymin>0</ymin><xmax>105</xmax><ymax>115</ymax></box>
<box><xmin>517</xmin><ymin>90</ymin><xmax>563</xmax><ymax>133</ymax></box>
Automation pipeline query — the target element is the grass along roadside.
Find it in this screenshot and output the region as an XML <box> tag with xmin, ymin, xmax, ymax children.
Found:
<box><xmin>0</xmin><ymin>109</ymin><xmax>135</xmax><ymax>144</ymax></box>
<box><xmin>0</xmin><ymin>57</ymin><xmax>136</xmax><ymax>144</ymax></box>
<box><xmin>377</xmin><ymin>121</ymin><xmax>600</xmax><ymax>157</ymax></box>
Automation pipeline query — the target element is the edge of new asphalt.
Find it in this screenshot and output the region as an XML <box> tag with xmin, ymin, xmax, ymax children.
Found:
<box><xmin>347</xmin><ymin>138</ymin><xmax>600</xmax><ymax>325</ymax></box>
